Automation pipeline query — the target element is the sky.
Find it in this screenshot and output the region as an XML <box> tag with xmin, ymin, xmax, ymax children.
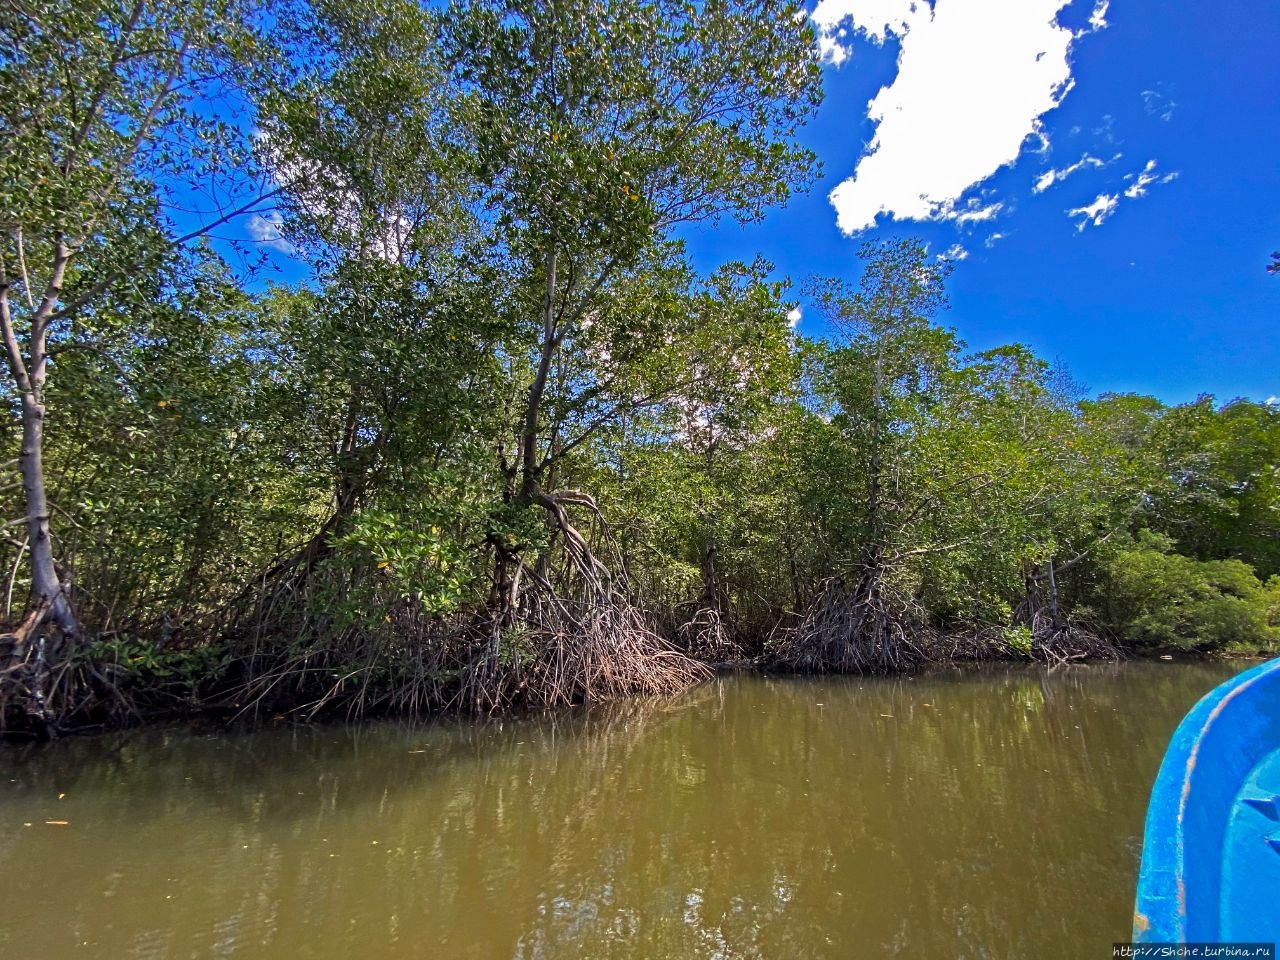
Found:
<box><xmin>677</xmin><ymin>0</ymin><xmax>1280</xmax><ymax>405</ymax></box>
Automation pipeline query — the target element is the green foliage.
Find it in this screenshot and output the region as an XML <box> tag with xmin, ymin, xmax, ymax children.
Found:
<box><xmin>1</xmin><ymin>0</ymin><xmax>276</xmax><ymax>323</ymax></box>
<box><xmin>1098</xmin><ymin>530</ymin><xmax>1279</xmax><ymax>653</ymax></box>
<box><xmin>1002</xmin><ymin>624</ymin><xmax>1034</xmax><ymax>655</ymax></box>
<box><xmin>79</xmin><ymin>634</ymin><xmax>227</xmax><ymax>696</ymax></box>
<box><xmin>330</xmin><ymin>507</ymin><xmax>472</xmax><ymax>616</ymax></box>
<box><xmin>37</xmin><ymin>267</ymin><xmax>314</xmax><ymax>629</ymax></box>
<box><xmin>1145</xmin><ymin>398</ymin><xmax>1280</xmax><ymax>577</ymax></box>
<box><xmin>446</xmin><ymin>0</ymin><xmax>821</xmax><ymax>244</ymax></box>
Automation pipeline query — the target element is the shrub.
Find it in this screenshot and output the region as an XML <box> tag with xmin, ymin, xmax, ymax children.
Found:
<box><xmin>1101</xmin><ymin>530</ymin><xmax>1278</xmax><ymax>652</ymax></box>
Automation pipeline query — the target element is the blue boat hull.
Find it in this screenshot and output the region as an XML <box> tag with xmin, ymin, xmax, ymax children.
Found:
<box><xmin>1134</xmin><ymin>656</ymin><xmax>1280</xmax><ymax>941</ymax></box>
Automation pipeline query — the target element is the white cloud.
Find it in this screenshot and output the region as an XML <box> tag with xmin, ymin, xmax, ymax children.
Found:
<box><xmin>811</xmin><ymin>0</ymin><xmax>917</xmax><ymax>65</ymax></box>
<box><xmin>1067</xmin><ymin>193</ymin><xmax>1119</xmax><ymax>231</ymax></box>
<box><xmin>1123</xmin><ymin>159</ymin><xmax>1179</xmax><ymax>199</ymax></box>
<box><xmin>814</xmin><ymin>0</ymin><xmax>1104</xmax><ymax>234</ymax></box>
<box><xmin>1065</xmin><ymin>158</ymin><xmax>1178</xmax><ymax>231</ymax></box>
<box><xmin>257</xmin><ymin>128</ymin><xmax>412</xmax><ymax>264</ymax></box>
<box><xmin>1267</xmin><ymin>396</ymin><xmax>1279</xmax><ymax>407</ymax></box>
<box><xmin>939</xmin><ymin>243</ymin><xmax>969</xmax><ymax>261</ymax></box>
<box><xmin>1088</xmin><ymin>0</ymin><xmax>1110</xmax><ymax>31</ymax></box>
<box><xmin>247</xmin><ymin>212</ymin><xmax>292</xmax><ymax>253</ymax></box>
<box><xmin>951</xmin><ymin>200</ymin><xmax>1004</xmax><ymax>224</ymax></box>
<box><xmin>1141</xmin><ymin>88</ymin><xmax>1177</xmax><ymax>122</ymax></box>
<box><xmin>1092</xmin><ymin>113</ymin><xmax>1116</xmax><ymax>144</ymax></box>
<box><xmin>787</xmin><ymin>306</ymin><xmax>803</xmax><ymax>329</ymax></box>
<box><xmin>984</xmin><ymin>232</ymin><xmax>1007</xmax><ymax>248</ymax></box>
<box><xmin>1033</xmin><ymin>152</ymin><xmax>1117</xmax><ymax>193</ymax></box>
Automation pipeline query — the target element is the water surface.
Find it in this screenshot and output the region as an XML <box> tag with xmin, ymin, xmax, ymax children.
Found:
<box><xmin>0</xmin><ymin>662</ymin><xmax>1242</xmax><ymax>959</ymax></box>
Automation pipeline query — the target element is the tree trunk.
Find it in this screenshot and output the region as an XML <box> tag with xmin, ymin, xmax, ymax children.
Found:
<box><xmin>491</xmin><ymin>242</ymin><xmax>559</xmax><ymax>632</ymax></box>
<box><xmin>782</xmin><ymin>533</ymin><xmax>803</xmax><ymax>612</ymax></box>
<box><xmin>2</xmin><ymin>241</ymin><xmax>81</xmax><ymax>644</ymax></box>
<box><xmin>1047</xmin><ymin>557</ymin><xmax>1061</xmax><ymax>629</ymax></box>
<box><xmin>866</xmin><ymin>338</ymin><xmax>885</xmax><ymax>552</ymax></box>
<box><xmin>18</xmin><ymin>390</ymin><xmax>79</xmax><ymax>640</ymax></box>
<box><xmin>698</xmin><ymin>425</ymin><xmax>721</xmax><ymax>610</ymax></box>
<box><xmin>518</xmin><ymin>245</ymin><xmax>559</xmax><ymax>502</ymax></box>
<box><xmin>700</xmin><ymin>539</ymin><xmax>720</xmax><ymax>609</ymax></box>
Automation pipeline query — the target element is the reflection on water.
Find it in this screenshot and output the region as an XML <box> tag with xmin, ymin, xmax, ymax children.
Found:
<box><xmin>0</xmin><ymin>662</ymin><xmax>1242</xmax><ymax>959</ymax></box>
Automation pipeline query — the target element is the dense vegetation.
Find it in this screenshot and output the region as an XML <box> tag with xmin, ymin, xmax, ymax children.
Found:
<box><xmin>3</xmin><ymin>0</ymin><xmax>1277</xmax><ymax>735</ymax></box>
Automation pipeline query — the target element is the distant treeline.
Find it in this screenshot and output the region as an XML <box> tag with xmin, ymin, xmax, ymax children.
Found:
<box><xmin>2</xmin><ymin>0</ymin><xmax>1276</xmax><ymax>735</ymax></box>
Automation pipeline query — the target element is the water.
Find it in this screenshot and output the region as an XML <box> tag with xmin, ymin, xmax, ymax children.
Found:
<box><xmin>0</xmin><ymin>662</ymin><xmax>1243</xmax><ymax>959</ymax></box>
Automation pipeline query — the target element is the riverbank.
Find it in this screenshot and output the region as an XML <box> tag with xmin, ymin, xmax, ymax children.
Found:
<box><xmin>4</xmin><ymin>623</ymin><xmax>1264</xmax><ymax>743</ymax></box>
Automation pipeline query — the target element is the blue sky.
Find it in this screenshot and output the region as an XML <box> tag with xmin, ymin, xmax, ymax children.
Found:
<box><xmin>678</xmin><ymin>0</ymin><xmax>1280</xmax><ymax>405</ymax></box>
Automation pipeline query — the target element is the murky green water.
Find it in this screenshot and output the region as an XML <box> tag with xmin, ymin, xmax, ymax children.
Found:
<box><xmin>0</xmin><ymin>662</ymin><xmax>1244</xmax><ymax>959</ymax></box>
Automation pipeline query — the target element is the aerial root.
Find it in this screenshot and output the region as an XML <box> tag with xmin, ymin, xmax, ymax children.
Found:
<box><xmin>454</xmin><ymin>488</ymin><xmax>709</xmax><ymax>714</ymax></box>
<box><xmin>766</xmin><ymin>571</ymin><xmax>930</xmax><ymax>674</ymax></box>
<box><xmin>457</xmin><ymin>568</ymin><xmax>709</xmax><ymax>715</ymax></box>
<box><xmin>938</xmin><ymin>608</ymin><xmax>1124</xmax><ymax>665</ymax></box>
<box><xmin>676</xmin><ymin>605</ymin><xmax>745</xmax><ymax>664</ymax></box>
<box><xmin>1021</xmin><ymin>609</ymin><xmax>1123</xmax><ymax>664</ymax></box>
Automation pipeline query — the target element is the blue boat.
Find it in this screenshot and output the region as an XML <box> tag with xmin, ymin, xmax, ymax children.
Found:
<box><xmin>1133</xmin><ymin>656</ymin><xmax>1280</xmax><ymax>942</ymax></box>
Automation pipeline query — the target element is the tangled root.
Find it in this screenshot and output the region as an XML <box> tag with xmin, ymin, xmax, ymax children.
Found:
<box><xmin>457</xmin><ymin>488</ymin><xmax>710</xmax><ymax>714</ymax></box>
<box><xmin>1023</xmin><ymin>609</ymin><xmax>1123</xmax><ymax>664</ymax></box>
<box><xmin>940</xmin><ymin>608</ymin><xmax>1124</xmax><ymax>665</ymax></box>
<box><xmin>677</xmin><ymin>606</ymin><xmax>745</xmax><ymax>664</ymax></box>
<box><xmin>212</xmin><ymin>488</ymin><xmax>711</xmax><ymax>722</ymax></box>
<box><xmin>0</xmin><ymin>631</ymin><xmax>138</xmax><ymax>737</ymax></box>
<box><xmin>767</xmin><ymin>571</ymin><xmax>930</xmax><ymax>674</ymax></box>
<box><xmin>457</xmin><ymin>577</ymin><xmax>709</xmax><ymax>714</ymax></box>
